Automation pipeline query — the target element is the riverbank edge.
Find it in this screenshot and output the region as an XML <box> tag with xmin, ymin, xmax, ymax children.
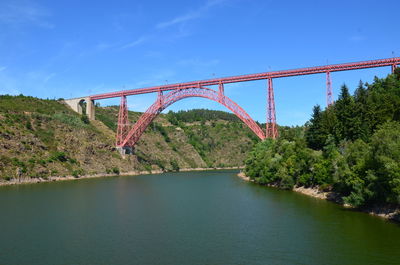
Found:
<box><xmin>237</xmin><ymin>172</ymin><xmax>400</xmax><ymax>223</ymax></box>
<box><xmin>0</xmin><ymin>166</ymin><xmax>244</xmax><ymax>187</ymax></box>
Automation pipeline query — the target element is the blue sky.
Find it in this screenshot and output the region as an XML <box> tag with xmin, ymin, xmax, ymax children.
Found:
<box><xmin>0</xmin><ymin>0</ymin><xmax>399</xmax><ymax>125</ymax></box>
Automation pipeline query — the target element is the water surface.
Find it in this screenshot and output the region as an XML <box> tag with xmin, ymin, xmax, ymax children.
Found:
<box><xmin>0</xmin><ymin>170</ymin><xmax>399</xmax><ymax>264</ymax></box>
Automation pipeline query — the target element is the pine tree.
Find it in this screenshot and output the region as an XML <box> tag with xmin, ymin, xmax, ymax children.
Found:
<box><xmin>305</xmin><ymin>105</ymin><xmax>325</xmax><ymax>150</ymax></box>
<box><xmin>334</xmin><ymin>85</ymin><xmax>357</xmax><ymax>141</ymax></box>
<box><xmin>353</xmin><ymin>81</ymin><xmax>369</xmax><ymax>141</ymax></box>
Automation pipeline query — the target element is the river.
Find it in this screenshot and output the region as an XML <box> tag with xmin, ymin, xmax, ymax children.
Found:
<box><xmin>0</xmin><ymin>170</ymin><xmax>399</xmax><ymax>264</ymax></box>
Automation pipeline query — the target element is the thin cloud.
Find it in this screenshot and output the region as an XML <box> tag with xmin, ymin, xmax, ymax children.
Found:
<box><xmin>43</xmin><ymin>73</ymin><xmax>56</xmax><ymax>84</ymax></box>
<box><xmin>95</xmin><ymin>43</ymin><xmax>114</xmax><ymax>51</ymax></box>
<box><xmin>0</xmin><ymin>1</ymin><xmax>54</xmax><ymax>28</ymax></box>
<box><xmin>156</xmin><ymin>0</ymin><xmax>228</xmax><ymax>29</ymax></box>
<box><xmin>103</xmin><ymin>0</ymin><xmax>230</xmax><ymax>51</ymax></box>
<box><xmin>156</xmin><ymin>12</ymin><xmax>202</xmax><ymax>29</ymax></box>
<box><xmin>27</xmin><ymin>70</ymin><xmax>57</xmax><ymax>87</ymax></box>
<box><xmin>0</xmin><ymin>66</ymin><xmax>6</xmax><ymax>72</ymax></box>
<box><xmin>120</xmin><ymin>36</ymin><xmax>148</xmax><ymax>50</ymax></box>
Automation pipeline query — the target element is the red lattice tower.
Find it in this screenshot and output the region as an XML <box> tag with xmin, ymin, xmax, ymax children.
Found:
<box><xmin>326</xmin><ymin>71</ymin><xmax>333</xmax><ymax>106</ymax></box>
<box><xmin>266</xmin><ymin>78</ymin><xmax>278</xmax><ymax>139</ymax></box>
<box><xmin>116</xmin><ymin>95</ymin><xmax>129</xmax><ymax>146</ymax></box>
<box><xmin>218</xmin><ymin>81</ymin><xmax>225</xmax><ymax>103</ymax></box>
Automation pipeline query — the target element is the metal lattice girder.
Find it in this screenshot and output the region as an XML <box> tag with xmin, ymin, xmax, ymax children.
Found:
<box><xmin>118</xmin><ymin>86</ymin><xmax>265</xmax><ymax>148</ymax></box>
<box><xmin>116</xmin><ymin>96</ymin><xmax>129</xmax><ymax>146</ymax></box>
<box><xmin>266</xmin><ymin>78</ymin><xmax>278</xmax><ymax>139</ymax></box>
<box><xmin>326</xmin><ymin>71</ymin><xmax>333</xmax><ymax>107</ymax></box>
<box><xmin>90</xmin><ymin>57</ymin><xmax>400</xmax><ymax>100</ymax></box>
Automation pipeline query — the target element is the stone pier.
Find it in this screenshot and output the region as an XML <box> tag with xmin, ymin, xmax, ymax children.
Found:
<box><xmin>64</xmin><ymin>97</ymin><xmax>95</xmax><ymax>120</ymax></box>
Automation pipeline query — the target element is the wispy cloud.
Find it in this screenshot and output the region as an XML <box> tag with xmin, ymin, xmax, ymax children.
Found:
<box><xmin>92</xmin><ymin>0</ymin><xmax>230</xmax><ymax>52</ymax></box>
<box><xmin>120</xmin><ymin>36</ymin><xmax>148</xmax><ymax>50</ymax></box>
<box><xmin>27</xmin><ymin>70</ymin><xmax>57</xmax><ymax>85</ymax></box>
<box><xmin>156</xmin><ymin>12</ymin><xmax>202</xmax><ymax>29</ymax></box>
<box><xmin>95</xmin><ymin>42</ymin><xmax>115</xmax><ymax>52</ymax></box>
<box><xmin>43</xmin><ymin>73</ymin><xmax>56</xmax><ymax>83</ymax></box>
<box><xmin>0</xmin><ymin>1</ymin><xmax>53</xmax><ymax>28</ymax></box>
<box><xmin>156</xmin><ymin>0</ymin><xmax>228</xmax><ymax>29</ymax></box>
<box><xmin>0</xmin><ymin>66</ymin><xmax>6</xmax><ymax>72</ymax></box>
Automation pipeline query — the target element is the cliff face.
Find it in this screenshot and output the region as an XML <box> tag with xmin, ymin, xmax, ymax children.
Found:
<box><xmin>0</xmin><ymin>95</ymin><xmax>259</xmax><ymax>181</ymax></box>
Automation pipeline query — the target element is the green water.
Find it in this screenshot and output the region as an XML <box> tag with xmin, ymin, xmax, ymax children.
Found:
<box><xmin>0</xmin><ymin>170</ymin><xmax>399</xmax><ymax>265</ymax></box>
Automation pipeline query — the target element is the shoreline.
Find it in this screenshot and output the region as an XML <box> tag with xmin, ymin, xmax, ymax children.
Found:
<box><xmin>0</xmin><ymin>166</ymin><xmax>243</xmax><ymax>187</ymax></box>
<box><xmin>238</xmin><ymin>172</ymin><xmax>400</xmax><ymax>223</ymax></box>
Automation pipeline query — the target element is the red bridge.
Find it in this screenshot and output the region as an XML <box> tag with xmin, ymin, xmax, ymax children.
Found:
<box><xmin>65</xmin><ymin>57</ymin><xmax>400</xmax><ymax>151</ymax></box>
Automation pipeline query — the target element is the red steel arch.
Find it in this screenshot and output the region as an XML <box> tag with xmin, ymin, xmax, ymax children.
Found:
<box><xmin>117</xmin><ymin>86</ymin><xmax>265</xmax><ymax>148</ymax></box>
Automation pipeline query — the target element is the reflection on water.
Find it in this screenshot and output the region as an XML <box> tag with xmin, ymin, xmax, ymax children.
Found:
<box><xmin>0</xmin><ymin>170</ymin><xmax>399</xmax><ymax>265</ymax></box>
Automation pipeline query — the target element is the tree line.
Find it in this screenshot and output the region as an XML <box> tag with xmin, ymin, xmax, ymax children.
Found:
<box><xmin>244</xmin><ymin>70</ymin><xmax>400</xmax><ymax>207</ymax></box>
<box><xmin>166</xmin><ymin>109</ymin><xmax>239</xmax><ymax>125</ymax></box>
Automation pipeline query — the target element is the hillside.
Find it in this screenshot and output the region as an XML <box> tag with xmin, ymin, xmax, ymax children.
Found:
<box><xmin>244</xmin><ymin>70</ymin><xmax>400</xmax><ymax>211</ymax></box>
<box><xmin>0</xmin><ymin>95</ymin><xmax>259</xmax><ymax>182</ymax></box>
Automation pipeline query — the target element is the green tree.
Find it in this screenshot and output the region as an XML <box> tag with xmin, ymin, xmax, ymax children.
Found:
<box><xmin>305</xmin><ymin>105</ymin><xmax>325</xmax><ymax>150</ymax></box>
<box><xmin>334</xmin><ymin>85</ymin><xmax>357</xmax><ymax>141</ymax></box>
<box><xmin>340</xmin><ymin>139</ymin><xmax>375</xmax><ymax>207</ymax></box>
<box><xmin>353</xmin><ymin>81</ymin><xmax>370</xmax><ymax>141</ymax></box>
<box><xmin>370</xmin><ymin>122</ymin><xmax>400</xmax><ymax>204</ymax></box>
<box><xmin>170</xmin><ymin>160</ymin><xmax>180</xmax><ymax>172</ymax></box>
<box><xmin>81</xmin><ymin>114</ymin><xmax>90</xmax><ymax>124</ymax></box>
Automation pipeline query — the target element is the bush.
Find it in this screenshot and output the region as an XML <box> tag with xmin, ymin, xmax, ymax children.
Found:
<box><xmin>72</xmin><ymin>169</ymin><xmax>84</xmax><ymax>178</ymax></box>
<box><xmin>25</xmin><ymin>120</ymin><xmax>33</xmax><ymax>130</ymax></box>
<box><xmin>52</xmin><ymin>113</ymin><xmax>88</xmax><ymax>128</ymax></box>
<box><xmin>144</xmin><ymin>164</ymin><xmax>152</xmax><ymax>173</ymax></box>
<box><xmin>112</xmin><ymin>167</ymin><xmax>120</xmax><ymax>175</ymax></box>
<box><xmin>49</xmin><ymin>152</ymin><xmax>68</xmax><ymax>162</ymax></box>
<box><xmin>81</xmin><ymin>114</ymin><xmax>90</xmax><ymax>124</ymax></box>
<box><xmin>170</xmin><ymin>160</ymin><xmax>180</xmax><ymax>172</ymax></box>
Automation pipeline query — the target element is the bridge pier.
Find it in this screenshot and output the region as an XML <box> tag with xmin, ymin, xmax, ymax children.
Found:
<box><xmin>266</xmin><ymin>78</ymin><xmax>278</xmax><ymax>139</ymax></box>
<box><xmin>326</xmin><ymin>71</ymin><xmax>333</xmax><ymax>106</ymax></box>
<box><xmin>116</xmin><ymin>146</ymin><xmax>133</xmax><ymax>155</ymax></box>
<box><xmin>64</xmin><ymin>97</ymin><xmax>95</xmax><ymax>120</ymax></box>
<box><xmin>86</xmin><ymin>98</ymin><xmax>95</xmax><ymax>120</ymax></box>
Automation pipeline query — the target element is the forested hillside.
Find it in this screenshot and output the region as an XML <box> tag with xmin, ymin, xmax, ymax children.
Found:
<box><xmin>245</xmin><ymin>70</ymin><xmax>400</xmax><ymax>208</ymax></box>
<box><xmin>0</xmin><ymin>96</ymin><xmax>259</xmax><ymax>182</ymax></box>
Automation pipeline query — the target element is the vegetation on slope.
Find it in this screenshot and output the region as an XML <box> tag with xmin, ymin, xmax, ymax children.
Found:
<box><xmin>0</xmin><ymin>95</ymin><xmax>259</xmax><ymax>181</ymax></box>
<box><xmin>244</xmin><ymin>70</ymin><xmax>400</xmax><ymax>208</ymax></box>
<box><xmin>96</xmin><ymin>107</ymin><xmax>259</xmax><ymax>169</ymax></box>
<box><xmin>0</xmin><ymin>95</ymin><xmax>137</xmax><ymax>180</ymax></box>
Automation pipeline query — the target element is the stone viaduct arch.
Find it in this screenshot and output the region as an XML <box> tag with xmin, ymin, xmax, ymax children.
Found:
<box><xmin>64</xmin><ymin>97</ymin><xmax>95</xmax><ymax>120</ymax></box>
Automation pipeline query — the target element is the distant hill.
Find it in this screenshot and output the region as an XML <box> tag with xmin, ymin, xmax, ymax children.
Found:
<box><xmin>0</xmin><ymin>95</ymin><xmax>259</xmax><ymax>181</ymax></box>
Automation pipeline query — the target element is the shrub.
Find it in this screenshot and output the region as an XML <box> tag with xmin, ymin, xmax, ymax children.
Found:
<box><xmin>49</xmin><ymin>151</ymin><xmax>68</xmax><ymax>162</ymax></box>
<box><xmin>170</xmin><ymin>160</ymin><xmax>180</xmax><ymax>172</ymax></box>
<box><xmin>52</xmin><ymin>113</ymin><xmax>87</xmax><ymax>128</ymax></box>
<box><xmin>72</xmin><ymin>169</ymin><xmax>84</xmax><ymax>178</ymax></box>
<box><xmin>3</xmin><ymin>176</ymin><xmax>12</xmax><ymax>181</ymax></box>
<box><xmin>25</xmin><ymin>120</ymin><xmax>33</xmax><ymax>130</ymax></box>
<box><xmin>112</xmin><ymin>167</ymin><xmax>120</xmax><ymax>175</ymax></box>
<box><xmin>144</xmin><ymin>164</ymin><xmax>152</xmax><ymax>173</ymax></box>
<box><xmin>81</xmin><ymin>114</ymin><xmax>90</xmax><ymax>124</ymax></box>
